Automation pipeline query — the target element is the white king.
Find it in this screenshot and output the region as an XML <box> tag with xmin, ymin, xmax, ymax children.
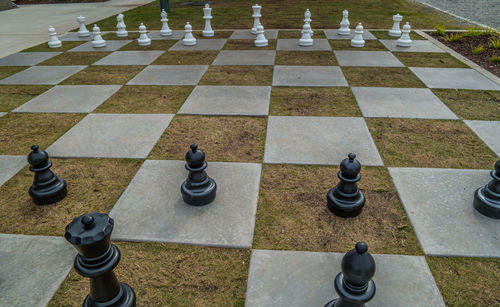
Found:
<box><xmin>202</xmin><ymin>4</ymin><xmax>214</xmax><ymax>37</ymax></box>
<box><xmin>251</xmin><ymin>4</ymin><xmax>262</xmax><ymax>34</ymax></box>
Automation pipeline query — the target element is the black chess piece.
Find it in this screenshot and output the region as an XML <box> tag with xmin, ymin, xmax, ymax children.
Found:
<box><xmin>65</xmin><ymin>212</ymin><xmax>136</xmax><ymax>307</ymax></box>
<box><xmin>181</xmin><ymin>144</ymin><xmax>217</xmax><ymax>206</ymax></box>
<box><xmin>325</xmin><ymin>242</ymin><xmax>376</xmax><ymax>307</ymax></box>
<box><xmin>327</xmin><ymin>153</ymin><xmax>365</xmax><ymax>217</ymax></box>
<box><xmin>473</xmin><ymin>159</ymin><xmax>500</xmax><ymax>219</ymax></box>
<box><xmin>27</xmin><ymin>144</ymin><xmax>67</xmax><ymax>205</ymax></box>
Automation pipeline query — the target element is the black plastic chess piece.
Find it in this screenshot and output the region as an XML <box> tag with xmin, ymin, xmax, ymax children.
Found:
<box><xmin>181</xmin><ymin>144</ymin><xmax>217</xmax><ymax>206</ymax></box>
<box><xmin>473</xmin><ymin>159</ymin><xmax>500</xmax><ymax>219</ymax></box>
<box><xmin>27</xmin><ymin>144</ymin><xmax>67</xmax><ymax>205</ymax></box>
<box><xmin>65</xmin><ymin>212</ymin><xmax>136</xmax><ymax>307</ymax></box>
<box><xmin>325</xmin><ymin>242</ymin><xmax>376</xmax><ymax>307</ymax></box>
<box><xmin>327</xmin><ymin>153</ymin><xmax>365</xmax><ymax>217</ymax></box>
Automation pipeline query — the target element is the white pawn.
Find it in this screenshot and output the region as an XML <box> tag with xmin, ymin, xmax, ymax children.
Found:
<box><xmin>338</xmin><ymin>10</ymin><xmax>350</xmax><ymax>36</ymax></box>
<box><xmin>92</xmin><ymin>24</ymin><xmax>106</xmax><ymax>48</ymax></box>
<box><xmin>299</xmin><ymin>23</ymin><xmax>313</xmax><ymax>47</ymax></box>
<box><xmin>137</xmin><ymin>23</ymin><xmax>151</xmax><ymax>46</ymax></box>
<box><xmin>351</xmin><ymin>23</ymin><xmax>365</xmax><ymax>48</ymax></box>
<box><xmin>389</xmin><ymin>13</ymin><xmax>403</xmax><ymax>37</ymax></box>
<box><xmin>48</xmin><ymin>25</ymin><xmax>62</xmax><ymax>48</ymax></box>
<box><xmin>251</xmin><ymin>4</ymin><xmax>262</xmax><ymax>34</ymax></box>
<box><xmin>160</xmin><ymin>9</ymin><xmax>172</xmax><ymax>36</ymax></box>
<box><xmin>303</xmin><ymin>8</ymin><xmax>314</xmax><ymax>37</ymax></box>
<box><xmin>77</xmin><ymin>15</ymin><xmax>90</xmax><ymax>37</ymax></box>
<box><xmin>183</xmin><ymin>22</ymin><xmax>197</xmax><ymax>46</ymax></box>
<box><xmin>202</xmin><ymin>4</ymin><xmax>214</xmax><ymax>37</ymax></box>
<box><xmin>116</xmin><ymin>13</ymin><xmax>128</xmax><ymax>37</ymax></box>
<box><xmin>397</xmin><ymin>22</ymin><xmax>412</xmax><ymax>47</ymax></box>
<box><xmin>254</xmin><ymin>24</ymin><xmax>268</xmax><ymax>47</ymax></box>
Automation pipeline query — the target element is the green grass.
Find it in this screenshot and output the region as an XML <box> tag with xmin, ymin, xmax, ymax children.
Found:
<box><xmin>0</xmin><ymin>85</ymin><xmax>51</xmax><ymax>112</ymax></box>
<box><xmin>371</xmin><ymin>30</ymin><xmax>425</xmax><ymax>40</ymax></box>
<box><xmin>393</xmin><ymin>52</ymin><xmax>468</xmax><ymax>68</ymax></box>
<box><xmin>275</xmin><ymin>51</ymin><xmax>337</xmax><ymax>66</ymax></box>
<box><xmin>0</xmin><ymin>66</ymin><xmax>28</xmax><ymax>80</ymax></box>
<box><xmin>434</xmin><ymin>24</ymin><xmax>446</xmax><ymax>36</ymax></box>
<box><xmin>224</xmin><ymin>39</ymin><xmax>276</xmax><ymax>50</ymax></box>
<box><xmin>152</xmin><ymin>51</ymin><xmax>218</xmax><ymax>65</ymax></box>
<box><xmin>432</xmin><ymin>89</ymin><xmax>500</xmax><ymax>120</ymax></box>
<box><xmin>278</xmin><ymin>30</ymin><xmax>326</xmax><ymax>39</ymax></box>
<box><xmin>445</xmin><ymin>33</ymin><xmax>463</xmax><ymax>42</ymax></box>
<box><xmin>118</xmin><ymin>40</ymin><xmax>176</xmax><ymax>51</ymax></box>
<box><xmin>341</xmin><ymin>67</ymin><xmax>426</xmax><ymax>88</ymax></box>
<box><xmin>471</xmin><ymin>45</ymin><xmax>485</xmax><ymax>54</ymax></box>
<box><xmin>60</xmin><ymin>65</ymin><xmax>145</xmax><ymax>85</ymax></box>
<box><xmin>329</xmin><ymin>39</ymin><xmax>388</xmax><ymax>51</ymax></box>
<box><xmin>199</xmin><ymin>66</ymin><xmax>273</xmax><ymax>85</ymax></box>
<box><xmin>38</xmin><ymin>52</ymin><xmax>111</xmax><ymax>66</ymax></box>
<box><xmin>22</xmin><ymin>41</ymin><xmax>84</xmax><ymax>52</ymax></box>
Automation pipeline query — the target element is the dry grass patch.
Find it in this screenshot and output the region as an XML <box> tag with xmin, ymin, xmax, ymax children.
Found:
<box><xmin>149</xmin><ymin>115</ymin><xmax>266</xmax><ymax>162</ymax></box>
<box><xmin>38</xmin><ymin>52</ymin><xmax>111</xmax><ymax>66</ymax></box>
<box><xmin>22</xmin><ymin>41</ymin><xmax>84</xmax><ymax>52</ymax></box>
<box><xmin>427</xmin><ymin>256</ymin><xmax>500</xmax><ymax>307</ymax></box>
<box><xmin>199</xmin><ymin>66</ymin><xmax>273</xmax><ymax>85</ymax></box>
<box><xmin>370</xmin><ymin>31</ymin><xmax>425</xmax><ymax>40</ymax></box>
<box><xmin>102</xmin><ymin>32</ymin><xmax>140</xmax><ymax>40</ymax></box>
<box><xmin>118</xmin><ymin>40</ymin><xmax>176</xmax><ymax>51</ymax></box>
<box><xmin>0</xmin><ymin>66</ymin><xmax>28</xmax><ymax>80</ymax></box>
<box><xmin>0</xmin><ymin>113</ymin><xmax>83</xmax><ymax>155</ymax></box>
<box><xmin>330</xmin><ymin>39</ymin><xmax>388</xmax><ymax>51</ymax></box>
<box><xmin>224</xmin><ymin>39</ymin><xmax>276</xmax><ymax>50</ymax></box>
<box><xmin>275</xmin><ymin>51</ymin><xmax>337</xmax><ymax>65</ymax></box>
<box><xmin>61</xmin><ymin>65</ymin><xmax>145</xmax><ymax>85</ymax></box>
<box><xmin>278</xmin><ymin>30</ymin><xmax>326</xmax><ymax>39</ymax></box>
<box><xmin>342</xmin><ymin>67</ymin><xmax>426</xmax><ymax>87</ymax></box>
<box><xmin>0</xmin><ymin>158</ymin><xmax>141</xmax><ymax>236</ymax></box>
<box><xmin>270</xmin><ymin>87</ymin><xmax>360</xmax><ymax>116</ymax></box>
<box><xmin>95</xmin><ymin>85</ymin><xmax>193</xmax><ymax>113</ymax></box>
<box><xmin>192</xmin><ymin>31</ymin><xmax>234</xmax><ymax>39</ymax></box>
<box><xmin>432</xmin><ymin>89</ymin><xmax>500</xmax><ymax>120</ymax></box>
<box><xmin>153</xmin><ymin>51</ymin><xmax>218</xmax><ymax>65</ymax></box>
<box><xmin>366</xmin><ymin>118</ymin><xmax>498</xmax><ymax>168</ymax></box>
<box><xmin>253</xmin><ymin>164</ymin><xmax>422</xmax><ymax>254</ymax></box>
<box><xmin>0</xmin><ymin>85</ymin><xmax>51</xmax><ymax>112</ymax></box>
<box><xmin>394</xmin><ymin>52</ymin><xmax>468</xmax><ymax>68</ymax></box>
<box><xmin>50</xmin><ymin>242</ymin><xmax>250</xmax><ymax>306</ymax></box>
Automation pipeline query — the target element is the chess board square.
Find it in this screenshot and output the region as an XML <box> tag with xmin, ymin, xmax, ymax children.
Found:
<box><xmin>352</xmin><ymin>87</ymin><xmax>458</xmax><ymax>119</ymax></box>
<box><xmin>394</xmin><ymin>52</ymin><xmax>468</xmax><ymax>68</ymax></box>
<box><xmin>0</xmin><ymin>85</ymin><xmax>51</xmax><ymax>112</ymax></box>
<box><xmin>38</xmin><ymin>52</ymin><xmax>111</xmax><ymax>66</ymax></box>
<box><xmin>334</xmin><ymin>51</ymin><xmax>404</xmax><ymax>67</ymax></box>
<box><xmin>0</xmin><ymin>66</ymin><xmax>86</xmax><ymax>85</ymax></box>
<box><xmin>13</xmin><ymin>85</ymin><xmax>121</xmax><ymax>113</ymax></box>
<box><xmin>0</xmin><ymin>52</ymin><xmax>61</xmax><ymax>66</ymax></box>
<box><xmin>127</xmin><ymin>65</ymin><xmax>208</xmax><ymax>85</ymax></box>
<box><xmin>329</xmin><ymin>40</ymin><xmax>388</xmax><ymax>51</ymax></box>
<box><xmin>68</xmin><ymin>40</ymin><xmax>131</xmax><ymax>52</ymax></box>
<box><xmin>179</xmin><ymin>85</ymin><xmax>270</xmax><ymax>116</ymax></box>
<box><xmin>264</xmin><ymin>116</ymin><xmax>383</xmax><ymax>165</ymax></box>
<box><xmin>409</xmin><ymin>67</ymin><xmax>500</xmax><ymax>90</ymax></box>
<box><xmin>59</xmin><ymin>32</ymin><xmax>93</xmax><ymax>41</ymax></box>
<box><xmin>61</xmin><ymin>65</ymin><xmax>143</xmax><ymax>85</ymax></box>
<box><xmin>0</xmin><ymin>234</ymin><xmax>75</xmax><ymax>307</ymax></box>
<box><xmin>342</xmin><ymin>67</ymin><xmax>426</xmax><ymax>88</ymax></box>
<box><xmin>324</xmin><ymin>29</ymin><xmax>376</xmax><ymax>40</ymax></box>
<box><xmin>230</xmin><ymin>29</ymin><xmax>278</xmax><ymax>40</ymax></box>
<box><xmin>212</xmin><ymin>50</ymin><xmax>275</xmax><ymax>65</ymax></box>
<box><xmin>276</xmin><ymin>39</ymin><xmax>332</xmax><ymax>51</ymax></box>
<box><xmin>93</xmin><ymin>51</ymin><xmax>164</xmax><ymax>65</ymax></box>
<box><xmin>169</xmin><ymin>39</ymin><xmax>227</xmax><ymax>51</ymax></box>
<box><xmin>0</xmin><ymin>112</ymin><xmax>5</xmax><ymax>117</ymax></box>
<box><xmin>275</xmin><ymin>51</ymin><xmax>337</xmax><ymax>66</ymax></box>
<box><xmin>0</xmin><ymin>155</ymin><xmax>26</xmax><ymax>187</ymax></box>
<box><xmin>148</xmin><ymin>30</ymin><xmax>187</xmax><ymax>40</ymax></box>
<box><xmin>464</xmin><ymin>120</ymin><xmax>500</xmax><ymax>156</ymax></box>
<box><xmin>380</xmin><ymin>40</ymin><xmax>445</xmax><ymax>52</ymax></box>
<box><xmin>110</xmin><ymin>160</ymin><xmax>261</xmax><ymax>248</ymax></box>
<box><xmin>47</xmin><ymin>113</ymin><xmax>173</xmax><ymax>158</ymax></box>
<box><xmin>389</xmin><ymin>167</ymin><xmax>500</xmax><ymax>257</ymax></box>
<box><xmin>224</xmin><ymin>39</ymin><xmax>277</xmax><ymax>50</ymax></box>
<box><xmin>246</xmin><ymin>250</ymin><xmax>445</xmax><ymax>307</ymax></box>
<box><xmin>273</xmin><ymin>66</ymin><xmax>348</xmax><ymax>87</ymax></box>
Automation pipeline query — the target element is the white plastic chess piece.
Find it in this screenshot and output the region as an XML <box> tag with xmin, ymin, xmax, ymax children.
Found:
<box><xmin>299</xmin><ymin>23</ymin><xmax>313</xmax><ymax>47</ymax></box>
<box><xmin>202</xmin><ymin>4</ymin><xmax>214</xmax><ymax>37</ymax></box>
<box><xmin>183</xmin><ymin>22</ymin><xmax>197</xmax><ymax>46</ymax></box>
<box><xmin>77</xmin><ymin>15</ymin><xmax>90</xmax><ymax>37</ymax></box>
<box><xmin>351</xmin><ymin>23</ymin><xmax>365</xmax><ymax>48</ymax></box>
<box><xmin>92</xmin><ymin>24</ymin><xmax>106</xmax><ymax>48</ymax></box>
<box><xmin>303</xmin><ymin>8</ymin><xmax>314</xmax><ymax>37</ymax></box>
<box><xmin>251</xmin><ymin>4</ymin><xmax>262</xmax><ymax>34</ymax></box>
<box><xmin>254</xmin><ymin>24</ymin><xmax>268</xmax><ymax>47</ymax></box>
<box><xmin>160</xmin><ymin>9</ymin><xmax>172</xmax><ymax>36</ymax></box>
<box><xmin>338</xmin><ymin>10</ymin><xmax>350</xmax><ymax>36</ymax></box>
<box><xmin>48</xmin><ymin>25</ymin><xmax>62</xmax><ymax>48</ymax></box>
<box><xmin>397</xmin><ymin>22</ymin><xmax>412</xmax><ymax>47</ymax></box>
<box><xmin>389</xmin><ymin>13</ymin><xmax>403</xmax><ymax>37</ymax></box>
<box><xmin>137</xmin><ymin>23</ymin><xmax>151</xmax><ymax>46</ymax></box>
<box><xmin>116</xmin><ymin>13</ymin><xmax>128</xmax><ymax>37</ymax></box>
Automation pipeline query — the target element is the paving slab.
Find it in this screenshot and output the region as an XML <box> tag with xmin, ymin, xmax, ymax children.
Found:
<box><xmin>264</xmin><ymin>116</ymin><xmax>383</xmax><ymax>166</ymax></box>
<box><xmin>246</xmin><ymin>249</ymin><xmax>445</xmax><ymax>307</ymax></box>
<box><xmin>0</xmin><ymin>52</ymin><xmax>62</xmax><ymax>66</ymax></box>
<box><xmin>169</xmin><ymin>39</ymin><xmax>227</xmax><ymax>51</ymax></box>
<box><xmin>68</xmin><ymin>40</ymin><xmax>131</xmax><ymax>52</ymax></box>
<box><xmin>212</xmin><ymin>50</ymin><xmax>275</xmax><ymax>66</ymax></box>
<box><xmin>0</xmin><ymin>112</ymin><xmax>6</xmax><ymax>117</ymax></box>
<box><xmin>47</xmin><ymin>113</ymin><xmax>173</xmax><ymax>158</ymax></box>
<box><xmin>148</xmin><ymin>30</ymin><xmax>185</xmax><ymax>40</ymax></box>
<box><xmin>110</xmin><ymin>160</ymin><xmax>261</xmax><ymax>248</ymax></box>
<box><xmin>127</xmin><ymin>65</ymin><xmax>208</xmax><ymax>85</ymax></box>
<box><xmin>324</xmin><ymin>29</ymin><xmax>376</xmax><ymax>40</ymax></box>
<box><xmin>334</xmin><ymin>51</ymin><xmax>404</xmax><ymax>67</ymax></box>
<box><xmin>380</xmin><ymin>40</ymin><xmax>445</xmax><ymax>52</ymax></box>
<box><xmin>0</xmin><ymin>234</ymin><xmax>75</xmax><ymax>307</ymax></box>
<box><xmin>0</xmin><ymin>65</ymin><xmax>86</xmax><ymax>85</ymax></box>
<box><xmin>59</xmin><ymin>32</ymin><xmax>93</xmax><ymax>42</ymax></box>
<box><xmin>351</xmin><ymin>87</ymin><xmax>458</xmax><ymax>119</ymax></box>
<box><xmin>409</xmin><ymin>67</ymin><xmax>500</xmax><ymax>90</ymax></box>
<box><xmin>389</xmin><ymin>167</ymin><xmax>500</xmax><ymax>257</ymax></box>
<box><xmin>464</xmin><ymin>120</ymin><xmax>500</xmax><ymax>156</ymax></box>
<box><xmin>230</xmin><ymin>29</ymin><xmax>278</xmax><ymax>40</ymax></box>
<box><xmin>93</xmin><ymin>51</ymin><xmax>164</xmax><ymax>65</ymax></box>
<box><xmin>273</xmin><ymin>66</ymin><xmax>348</xmax><ymax>87</ymax></box>
<box><xmin>276</xmin><ymin>39</ymin><xmax>332</xmax><ymax>51</ymax></box>
<box><xmin>179</xmin><ymin>85</ymin><xmax>271</xmax><ymax>116</ymax></box>
<box><xmin>13</xmin><ymin>85</ymin><xmax>121</xmax><ymax>113</ymax></box>
<box><xmin>0</xmin><ymin>155</ymin><xmax>26</xmax><ymax>187</ymax></box>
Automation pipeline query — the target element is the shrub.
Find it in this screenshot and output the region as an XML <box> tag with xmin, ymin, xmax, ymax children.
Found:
<box><xmin>471</xmin><ymin>45</ymin><xmax>484</xmax><ymax>54</ymax></box>
<box><xmin>445</xmin><ymin>33</ymin><xmax>462</xmax><ymax>42</ymax></box>
<box><xmin>490</xmin><ymin>56</ymin><xmax>500</xmax><ymax>63</ymax></box>
<box><xmin>489</xmin><ymin>37</ymin><xmax>500</xmax><ymax>49</ymax></box>
<box><xmin>434</xmin><ymin>24</ymin><xmax>446</xmax><ymax>36</ymax></box>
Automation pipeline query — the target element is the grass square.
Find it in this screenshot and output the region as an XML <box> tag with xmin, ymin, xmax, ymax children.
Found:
<box><xmin>275</xmin><ymin>51</ymin><xmax>337</xmax><ymax>66</ymax></box>
<box><xmin>224</xmin><ymin>39</ymin><xmax>277</xmax><ymax>50</ymax></box>
<box><xmin>118</xmin><ymin>40</ymin><xmax>176</xmax><ymax>51</ymax></box>
<box><xmin>253</xmin><ymin>164</ymin><xmax>422</xmax><ymax>255</ymax></box>
<box><xmin>60</xmin><ymin>65</ymin><xmax>145</xmax><ymax>85</ymax></box>
<box><xmin>329</xmin><ymin>39</ymin><xmax>388</xmax><ymax>51</ymax></box>
<box><xmin>432</xmin><ymin>89</ymin><xmax>500</xmax><ymax>120</ymax></box>
<box><xmin>278</xmin><ymin>30</ymin><xmax>326</xmax><ymax>39</ymax></box>
<box><xmin>95</xmin><ymin>85</ymin><xmax>193</xmax><ymax>113</ymax></box>
<box><xmin>366</xmin><ymin>118</ymin><xmax>498</xmax><ymax>168</ymax></box>
<box><xmin>370</xmin><ymin>31</ymin><xmax>425</xmax><ymax>40</ymax></box>
<box><xmin>199</xmin><ymin>66</ymin><xmax>273</xmax><ymax>85</ymax></box>
<box><xmin>152</xmin><ymin>51</ymin><xmax>219</xmax><ymax>65</ymax></box>
<box><xmin>394</xmin><ymin>52</ymin><xmax>468</xmax><ymax>68</ymax></box>
<box><xmin>102</xmin><ymin>32</ymin><xmax>140</xmax><ymax>40</ymax></box>
<box><xmin>0</xmin><ymin>66</ymin><xmax>28</xmax><ymax>80</ymax></box>
<box><xmin>149</xmin><ymin>115</ymin><xmax>267</xmax><ymax>162</ymax></box>
<box><xmin>0</xmin><ymin>85</ymin><xmax>51</xmax><ymax>112</ymax></box>
<box><xmin>270</xmin><ymin>87</ymin><xmax>360</xmax><ymax>116</ymax></box>
<box><xmin>193</xmin><ymin>31</ymin><xmax>234</xmax><ymax>39</ymax></box>
<box><xmin>22</xmin><ymin>41</ymin><xmax>85</xmax><ymax>52</ymax></box>
<box><xmin>342</xmin><ymin>67</ymin><xmax>426</xmax><ymax>87</ymax></box>
<box><xmin>38</xmin><ymin>52</ymin><xmax>111</xmax><ymax>66</ymax></box>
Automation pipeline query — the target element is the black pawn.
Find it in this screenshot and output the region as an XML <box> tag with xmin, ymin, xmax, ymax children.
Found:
<box><xmin>327</xmin><ymin>153</ymin><xmax>365</xmax><ymax>217</ymax></box>
<box><xmin>181</xmin><ymin>144</ymin><xmax>217</xmax><ymax>206</ymax></box>
<box><xmin>65</xmin><ymin>212</ymin><xmax>136</xmax><ymax>307</ymax></box>
<box><xmin>325</xmin><ymin>242</ymin><xmax>376</xmax><ymax>307</ymax></box>
<box><xmin>27</xmin><ymin>144</ymin><xmax>67</xmax><ymax>205</ymax></box>
<box><xmin>473</xmin><ymin>159</ymin><xmax>500</xmax><ymax>219</ymax></box>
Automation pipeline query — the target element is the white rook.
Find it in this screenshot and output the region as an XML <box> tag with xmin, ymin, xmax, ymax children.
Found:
<box><xmin>251</xmin><ymin>4</ymin><xmax>262</xmax><ymax>34</ymax></box>
<box><xmin>389</xmin><ymin>13</ymin><xmax>403</xmax><ymax>37</ymax></box>
<box><xmin>77</xmin><ymin>15</ymin><xmax>90</xmax><ymax>37</ymax></box>
<box><xmin>203</xmin><ymin>4</ymin><xmax>214</xmax><ymax>37</ymax></box>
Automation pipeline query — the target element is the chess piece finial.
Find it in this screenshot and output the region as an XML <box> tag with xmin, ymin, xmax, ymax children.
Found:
<box><xmin>116</xmin><ymin>13</ymin><xmax>128</xmax><ymax>37</ymax></box>
<box><xmin>137</xmin><ymin>22</ymin><xmax>151</xmax><ymax>46</ymax></box>
<box><xmin>48</xmin><ymin>25</ymin><xmax>62</xmax><ymax>48</ymax></box>
<box><xmin>351</xmin><ymin>23</ymin><xmax>365</xmax><ymax>48</ymax></box>
<box><xmin>389</xmin><ymin>13</ymin><xmax>403</xmax><ymax>37</ymax></box>
<box><xmin>92</xmin><ymin>24</ymin><xmax>106</xmax><ymax>48</ymax></box>
<box><xmin>251</xmin><ymin>3</ymin><xmax>262</xmax><ymax>34</ymax></box>
<box><xmin>202</xmin><ymin>3</ymin><xmax>214</xmax><ymax>37</ymax></box>
<box><xmin>254</xmin><ymin>23</ymin><xmax>268</xmax><ymax>47</ymax></box>
<box><xmin>182</xmin><ymin>21</ymin><xmax>197</xmax><ymax>46</ymax></box>
<box><xmin>181</xmin><ymin>144</ymin><xmax>217</xmax><ymax>206</ymax></box>
<box><xmin>160</xmin><ymin>9</ymin><xmax>172</xmax><ymax>36</ymax></box>
<box><xmin>396</xmin><ymin>22</ymin><xmax>412</xmax><ymax>47</ymax></box>
<box><xmin>473</xmin><ymin>159</ymin><xmax>500</xmax><ymax>219</ymax></box>
<box><xmin>338</xmin><ymin>10</ymin><xmax>350</xmax><ymax>36</ymax></box>
<box><xmin>77</xmin><ymin>15</ymin><xmax>90</xmax><ymax>37</ymax></box>
<box><xmin>299</xmin><ymin>22</ymin><xmax>313</xmax><ymax>47</ymax></box>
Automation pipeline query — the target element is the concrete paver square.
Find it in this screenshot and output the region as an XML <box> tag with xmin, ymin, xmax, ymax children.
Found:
<box><xmin>179</xmin><ymin>85</ymin><xmax>271</xmax><ymax>116</ymax></box>
<box><xmin>324</xmin><ymin>29</ymin><xmax>376</xmax><ymax>40</ymax></box>
<box><xmin>409</xmin><ymin>67</ymin><xmax>500</xmax><ymax>90</ymax></box>
<box><xmin>0</xmin><ymin>112</ymin><xmax>6</xmax><ymax>117</ymax></box>
<box><xmin>47</xmin><ymin>113</ymin><xmax>173</xmax><ymax>158</ymax></box>
<box><xmin>0</xmin><ymin>234</ymin><xmax>75</xmax><ymax>307</ymax></box>
<box><xmin>13</xmin><ymin>85</ymin><xmax>121</xmax><ymax>113</ymax></box>
<box><xmin>351</xmin><ymin>87</ymin><xmax>458</xmax><ymax>119</ymax></box>
<box><xmin>334</xmin><ymin>51</ymin><xmax>404</xmax><ymax>67</ymax></box>
<box><xmin>276</xmin><ymin>39</ymin><xmax>332</xmax><ymax>51</ymax></box>
<box><xmin>110</xmin><ymin>160</ymin><xmax>261</xmax><ymax>248</ymax></box>
<box><xmin>230</xmin><ymin>29</ymin><xmax>278</xmax><ymax>40</ymax></box>
<box><xmin>0</xmin><ymin>65</ymin><xmax>86</xmax><ymax>85</ymax></box>
<box><xmin>148</xmin><ymin>30</ymin><xmax>185</xmax><ymax>40</ymax></box>
<box><xmin>273</xmin><ymin>66</ymin><xmax>348</xmax><ymax>87</ymax></box>
<box><xmin>464</xmin><ymin>120</ymin><xmax>500</xmax><ymax>156</ymax></box>
<box><xmin>246</xmin><ymin>249</ymin><xmax>445</xmax><ymax>307</ymax></box>
<box><xmin>68</xmin><ymin>40</ymin><xmax>131</xmax><ymax>52</ymax></box>
<box><xmin>264</xmin><ymin>116</ymin><xmax>383</xmax><ymax>165</ymax></box>
<box><xmin>380</xmin><ymin>40</ymin><xmax>445</xmax><ymax>52</ymax></box>
<box><xmin>127</xmin><ymin>65</ymin><xmax>208</xmax><ymax>85</ymax></box>
<box><xmin>59</xmin><ymin>32</ymin><xmax>93</xmax><ymax>41</ymax></box>
<box><xmin>0</xmin><ymin>155</ymin><xmax>26</xmax><ymax>187</ymax></box>
<box><xmin>94</xmin><ymin>51</ymin><xmax>164</xmax><ymax>65</ymax></box>
<box><xmin>0</xmin><ymin>52</ymin><xmax>61</xmax><ymax>66</ymax></box>
<box><xmin>169</xmin><ymin>39</ymin><xmax>227</xmax><ymax>51</ymax></box>
<box><xmin>212</xmin><ymin>50</ymin><xmax>275</xmax><ymax>65</ymax></box>
<box><xmin>389</xmin><ymin>167</ymin><xmax>500</xmax><ymax>257</ymax></box>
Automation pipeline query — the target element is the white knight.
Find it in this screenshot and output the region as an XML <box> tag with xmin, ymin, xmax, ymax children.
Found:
<box><xmin>116</xmin><ymin>13</ymin><xmax>128</xmax><ymax>37</ymax></box>
<box><xmin>338</xmin><ymin>10</ymin><xmax>350</xmax><ymax>36</ymax></box>
<box><xmin>160</xmin><ymin>9</ymin><xmax>172</xmax><ymax>36</ymax></box>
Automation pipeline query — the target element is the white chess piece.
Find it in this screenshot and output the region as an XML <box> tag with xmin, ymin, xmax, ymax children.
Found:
<box><xmin>202</xmin><ymin>4</ymin><xmax>214</xmax><ymax>37</ymax></box>
<box><xmin>137</xmin><ymin>23</ymin><xmax>151</xmax><ymax>46</ymax></box>
<box><xmin>389</xmin><ymin>13</ymin><xmax>403</xmax><ymax>37</ymax></box>
<box><xmin>351</xmin><ymin>23</ymin><xmax>365</xmax><ymax>48</ymax></box>
<box><xmin>254</xmin><ymin>24</ymin><xmax>268</xmax><ymax>47</ymax></box>
<box><xmin>116</xmin><ymin>13</ymin><xmax>128</xmax><ymax>37</ymax></box>
<box><xmin>92</xmin><ymin>24</ymin><xmax>106</xmax><ymax>48</ymax></box>
<box><xmin>48</xmin><ymin>25</ymin><xmax>62</xmax><ymax>48</ymax></box>
<box><xmin>160</xmin><ymin>9</ymin><xmax>172</xmax><ymax>36</ymax></box>
<box><xmin>251</xmin><ymin>4</ymin><xmax>262</xmax><ymax>34</ymax></box>
<box><xmin>303</xmin><ymin>8</ymin><xmax>314</xmax><ymax>37</ymax></box>
<box><xmin>338</xmin><ymin>10</ymin><xmax>350</xmax><ymax>36</ymax></box>
<box><xmin>299</xmin><ymin>23</ymin><xmax>313</xmax><ymax>47</ymax></box>
<box><xmin>397</xmin><ymin>22</ymin><xmax>412</xmax><ymax>47</ymax></box>
<box><xmin>183</xmin><ymin>22</ymin><xmax>197</xmax><ymax>46</ymax></box>
<box><xmin>77</xmin><ymin>15</ymin><xmax>90</xmax><ymax>37</ymax></box>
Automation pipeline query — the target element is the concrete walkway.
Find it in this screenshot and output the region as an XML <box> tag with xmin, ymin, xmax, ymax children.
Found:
<box><xmin>0</xmin><ymin>0</ymin><xmax>153</xmax><ymax>58</ymax></box>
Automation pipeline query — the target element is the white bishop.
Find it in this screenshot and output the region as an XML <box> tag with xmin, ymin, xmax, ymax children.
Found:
<box><xmin>116</xmin><ymin>13</ymin><xmax>128</xmax><ymax>37</ymax></box>
<box><xmin>299</xmin><ymin>23</ymin><xmax>313</xmax><ymax>47</ymax></box>
<box><xmin>338</xmin><ymin>10</ymin><xmax>350</xmax><ymax>36</ymax></box>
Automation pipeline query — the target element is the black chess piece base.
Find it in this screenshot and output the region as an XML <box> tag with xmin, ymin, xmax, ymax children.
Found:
<box><xmin>473</xmin><ymin>187</ymin><xmax>500</xmax><ymax>219</ymax></box>
<box><xmin>83</xmin><ymin>283</ymin><xmax>136</xmax><ymax>307</ymax></box>
<box><xmin>323</xmin><ymin>273</ymin><xmax>375</xmax><ymax>307</ymax></box>
<box><xmin>327</xmin><ymin>187</ymin><xmax>365</xmax><ymax>218</ymax></box>
<box><xmin>29</xmin><ymin>176</ymin><xmax>67</xmax><ymax>205</ymax></box>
